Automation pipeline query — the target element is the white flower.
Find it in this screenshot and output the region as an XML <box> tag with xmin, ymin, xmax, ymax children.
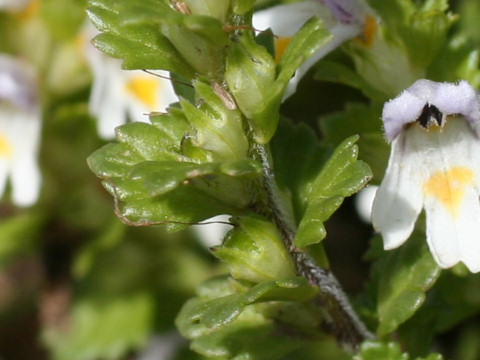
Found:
<box><xmin>252</xmin><ymin>0</ymin><xmax>374</xmax><ymax>99</ymax></box>
<box><xmin>355</xmin><ymin>185</ymin><xmax>378</xmax><ymax>223</ymax></box>
<box><xmin>0</xmin><ymin>0</ymin><xmax>32</xmax><ymax>11</ymax></box>
<box><xmin>0</xmin><ymin>55</ymin><xmax>42</xmax><ymax>207</ymax></box>
<box><xmin>372</xmin><ymin>79</ymin><xmax>480</xmax><ymax>272</ymax></box>
<box><xmin>81</xmin><ymin>23</ymin><xmax>178</xmax><ymax>139</ymax></box>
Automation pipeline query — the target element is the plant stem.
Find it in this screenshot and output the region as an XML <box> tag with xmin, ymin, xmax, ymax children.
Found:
<box><xmin>255</xmin><ymin>143</ymin><xmax>375</xmax><ymax>350</ymax></box>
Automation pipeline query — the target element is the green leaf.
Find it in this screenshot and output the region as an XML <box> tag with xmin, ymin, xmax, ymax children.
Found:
<box><xmin>365</xmin><ymin>0</ymin><xmax>454</xmax><ymax>72</ymax></box>
<box><xmin>376</xmin><ymin>232</ymin><xmax>441</xmax><ymax>336</ymax></box>
<box><xmin>277</xmin><ymin>17</ymin><xmax>331</xmax><ymax>86</ymax></box>
<box><xmin>44</xmin><ymin>222</ymin><xmax>215</xmax><ymax>360</ymax></box>
<box><xmin>190</xmin><ymin>320</ymin><xmax>304</xmax><ymax>360</ymax></box>
<box><xmin>319</xmin><ymin>102</ymin><xmax>389</xmax><ymax>182</ymax></box>
<box><xmin>41</xmin><ymin>0</ymin><xmax>85</xmax><ymax>41</ymax></box>
<box><xmin>427</xmin><ymin>35</ymin><xmax>480</xmax><ymax>88</ymax></box>
<box><xmin>88</xmin><ymin>85</ymin><xmax>261</xmax><ymax>229</ymax></box>
<box><xmin>160</xmin><ymin>21</ymin><xmax>226</xmax><ymax>78</ymax></box>
<box><xmin>0</xmin><ymin>212</ymin><xmax>43</xmax><ymax>264</ymax></box>
<box><xmin>457</xmin><ymin>0</ymin><xmax>480</xmax><ymax>46</ymax></box>
<box><xmin>270</xmin><ymin>118</ymin><xmax>328</xmax><ymax>221</ymax></box>
<box><xmin>176</xmin><ymin>275</ymin><xmax>319</xmax><ymax>360</ymax></box>
<box><xmin>180</xmin><ymin>277</ymin><xmax>317</xmax><ymax>331</ymax></box>
<box><xmin>398</xmin><ymin>269</ymin><xmax>480</xmax><ymax>355</ymax></box>
<box><xmin>45</xmin><ymin>293</ymin><xmax>154</xmax><ymax>360</ymax></box>
<box><xmin>451</xmin><ymin>324</ymin><xmax>480</xmax><ymax>360</ymax></box>
<box><xmin>354</xmin><ymin>341</ymin><xmax>408</xmax><ymax>360</ymax></box>
<box><xmin>90</xmin><ymin>158</ymin><xmax>260</xmax><ymax>229</ymax></box>
<box><xmin>402</xmin><ymin>9</ymin><xmax>455</xmax><ymax>68</ymax></box>
<box><xmin>345</xmin><ymin>27</ymin><xmax>424</xmax><ymax>97</ymax></box>
<box><xmin>87</xmin><ymin>1</ymin><xmax>196</xmax><ymax>76</ymax></box>
<box><xmin>213</xmin><ymin>216</ymin><xmax>296</xmax><ymax>283</ymax></box>
<box><xmin>294</xmin><ymin>136</ymin><xmax>372</xmax><ymax>247</ymax></box>
<box><xmin>354</xmin><ymin>341</ymin><xmax>444</xmax><ymax>360</ymax></box>
<box><xmin>314</xmin><ymin>60</ymin><xmax>389</xmax><ymax>102</ymax></box>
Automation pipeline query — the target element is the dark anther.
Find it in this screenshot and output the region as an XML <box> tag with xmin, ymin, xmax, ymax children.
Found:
<box><xmin>417</xmin><ymin>103</ymin><xmax>443</xmax><ymax>129</ymax></box>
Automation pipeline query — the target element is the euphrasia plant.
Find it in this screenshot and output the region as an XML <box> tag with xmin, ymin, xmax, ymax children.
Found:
<box><xmin>86</xmin><ymin>0</ymin><xmax>480</xmax><ymax>359</ymax></box>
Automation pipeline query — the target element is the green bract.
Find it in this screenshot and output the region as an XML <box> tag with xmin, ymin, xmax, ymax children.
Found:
<box><xmin>176</xmin><ymin>275</ymin><xmax>320</xmax><ymax>360</ymax></box>
<box><xmin>295</xmin><ymin>135</ymin><xmax>372</xmax><ymax>247</ymax></box>
<box><xmin>87</xmin><ymin>80</ymin><xmax>262</xmax><ymax>229</ymax></box>
<box><xmin>225</xmin><ymin>17</ymin><xmax>331</xmax><ymax>143</ymax></box>
<box><xmin>213</xmin><ymin>216</ymin><xmax>296</xmax><ymax>283</ymax></box>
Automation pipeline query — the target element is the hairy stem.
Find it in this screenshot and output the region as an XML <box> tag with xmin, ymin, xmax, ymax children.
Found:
<box><xmin>255</xmin><ymin>144</ymin><xmax>374</xmax><ymax>350</ymax></box>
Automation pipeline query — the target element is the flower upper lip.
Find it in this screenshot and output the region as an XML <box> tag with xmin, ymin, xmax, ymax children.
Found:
<box><xmin>382</xmin><ymin>79</ymin><xmax>480</xmax><ymax>142</ymax></box>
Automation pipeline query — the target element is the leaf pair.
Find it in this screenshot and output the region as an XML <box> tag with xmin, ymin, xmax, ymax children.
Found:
<box><xmin>176</xmin><ymin>275</ymin><xmax>319</xmax><ymax>360</ymax></box>
<box><xmin>88</xmin><ymin>80</ymin><xmax>260</xmax><ymax>230</ymax></box>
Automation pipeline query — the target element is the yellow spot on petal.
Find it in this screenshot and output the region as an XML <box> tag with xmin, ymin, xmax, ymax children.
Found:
<box><xmin>356</xmin><ymin>15</ymin><xmax>377</xmax><ymax>47</ymax></box>
<box><xmin>0</xmin><ymin>134</ymin><xmax>13</xmax><ymax>158</ymax></box>
<box><xmin>274</xmin><ymin>37</ymin><xmax>292</xmax><ymax>63</ymax></box>
<box><xmin>75</xmin><ymin>32</ymin><xmax>86</xmax><ymax>52</ymax></box>
<box><xmin>424</xmin><ymin>167</ymin><xmax>475</xmax><ymax>218</ymax></box>
<box><xmin>15</xmin><ymin>0</ymin><xmax>40</xmax><ymax>21</ymax></box>
<box><xmin>125</xmin><ymin>77</ymin><xmax>160</xmax><ymax>109</ymax></box>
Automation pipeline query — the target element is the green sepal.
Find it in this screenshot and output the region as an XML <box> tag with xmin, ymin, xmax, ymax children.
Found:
<box><xmin>294</xmin><ymin>136</ymin><xmax>372</xmax><ymax>247</ymax></box>
<box><xmin>225</xmin><ymin>32</ymin><xmax>279</xmax><ymax>144</ymax></box>
<box><xmin>373</xmin><ymin>232</ymin><xmax>441</xmax><ymax>336</ymax></box>
<box><xmin>183</xmin><ymin>0</ymin><xmax>231</xmax><ymax>22</ymax></box>
<box><xmin>213</xmin><ymin>216</ymin><xmax>296</xmax><ymax>283</ymax></box>
<box><xmin>232</xmin><ymin>0</ymin><xmax>256</xmax><ymax>15</ymax></box>
<box><xmin>181</xmin><ymin>80</ymin><xmax>249</xmax><ymax>161</ymax></box>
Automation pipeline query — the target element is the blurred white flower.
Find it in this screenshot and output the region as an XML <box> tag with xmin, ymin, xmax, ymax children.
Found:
<box><xmin>252</xmin><ymin>0</ymin><xmax>374</xmax><ymax>99</ymax></box>
<box><xmin>81</xmin><ymin>23</ymin><xmax>179</xmax><ymax>139</ymax></box>
<box><xmin>0</xmin><ymin>55</ymin><xmax>42</xmax><ymax>206</ymax></box>
<box><xmin>355</xmin><ymin>185</ymin><xmax>378</xmax><ymax>223</ymax></box>
<box><xmin>0</xmin><ymin>0</ymin><xmax>32</xmax><ymax>11</ymax></box>
<box><xmin>372</xmin><ymin>79</ymin><xmax>480</xmax><ymax>272</ymax></box>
